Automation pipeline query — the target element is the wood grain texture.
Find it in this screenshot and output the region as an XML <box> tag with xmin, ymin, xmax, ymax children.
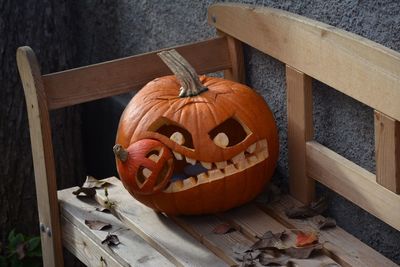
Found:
<box><xmin>172</xmin><ymin>215</ymin><xmax>250</xmax><ymax>266</ymax></box>
<box><xmin>208</xmin><ymin>3</ymin><xmax>400</xmax><ymax>121</ymax></box>
<box><xmin>286</xmin><ymin>65</ymin><xmax>315</xmax><ymax>204</ymax></box>
<box><xmin>42</xmin><ymin>37</ymin><xmax>231</xmax><ymax>110</ymax></box>
<box><xmin>58</xmin><ymin>187</ymin><xmax>175</xmax><ymax>267</ymax></box>
<box><xmin>264</xmin><ymin>194</ymin><xmax>398</xmax><ymax>267</ymax></box>
<box><xmin>61</xmin><ymin>216</ymin><xmax>124</xmax><ymax>267</ymax></box>
<box><xmin>217</xmin><ymin>31</ymin><xmax>245</xmax><ymax>83</ymax></box>
<box><xmin>220</xmin><ymin>204</ymin><xmax>339</xmax><ymax>266</ymax></box>
<box><xmin>375</xmin><ymin>111</ymin><xmax>400</xmax><ymax>193</ymax></box>
<box><xmin>94</xmin><ymin>177</ymin><xmax>228</xmax><ymax>267</ymax></box>
<box><xmin>306</xmin><ymin>141</ymin><xmax>400</xmax><ymax>231</ymax></box>
<box><xmin>16</xmin><ymin>47</ymin><xmax>63</xmax><ymax>267</ymax></box>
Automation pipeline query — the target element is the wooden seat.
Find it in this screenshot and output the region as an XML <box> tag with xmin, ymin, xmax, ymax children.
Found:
<box><xmin>17</xmin><ymin>3</ymin><xmax>399</xmax><ymax>267</ymax></box>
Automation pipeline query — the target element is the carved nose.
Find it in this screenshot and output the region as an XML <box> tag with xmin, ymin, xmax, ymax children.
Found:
<box><xmin>115</xmin><ymin>139</ymin><xmax>174</xmax><ymax>195</ymax></box>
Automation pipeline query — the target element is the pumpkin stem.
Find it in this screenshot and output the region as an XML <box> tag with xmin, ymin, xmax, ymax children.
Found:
<box><xmin>113</xmin><ymin>144</ymin><xmax>128</xmax><ymax>162</ymax></box>
<box><xmin>158</xmin><ymin>49</ymin><xmax>208</xmax><ymax>97</ymax></box>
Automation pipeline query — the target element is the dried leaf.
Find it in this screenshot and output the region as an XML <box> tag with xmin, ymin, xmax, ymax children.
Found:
<box><xmin>101</xmin><ymin>234</ymin><xmax>120</xmax><ymax>246</ymax></box>
<box><xmin>296</xmin><ymin>231</ymin><xmax>318</xmax><ymax>247</ymax></box>
<box><xmin>285</xmin><ymin>206</ymin><xmax>316</xmax><ymax>219</ymax></box>
<box><xmin>252</xmin><ymin>231</ymin><xmax>288</xmax><ymax>250</ymax></box>
<box><xmin>239</xmin><ymin>251</ymin><xmax>263</xmax><ymax>267</ymax></box>
<box><xmin>285</xmin><ymin>196</ymin><xmax>328</xmax><ymax>219</ymax></box>
<box><xmin>84</xmin><ymin>220</ymin><xmax>111</xmax><ymax>231</ymax></box>
<box><xmin>259</xmin><ymin>251</ymin><xmax>290</xmax><ymax>266</ymax></box>
<box><xmin>317</xmin><ymin>217</ymin><xmax>336</xmax><ymax>230</ymax></box>
<box><xmin>212</xmin><ymin>223</ymin><xmax>236</xmax><ymax>234</ymax></box>
<box><xmin>72</xmin><ymin>187</ymin><xmax>96</xmax><ymax>197</ymax></box>
<box><xmin>83</xmin><ymin>176</ymin><xmax>111</xmax><ymax>188</ymax></box>
<box><xmin>285</xmin><ymin>243</ymin><xmax>323</xmax><ymax>259</ymax></box>
<box><xmin>310</xmin><ymin>196</ymin><xmax>329</xmax><ymax>214</ymax></box>
<box><xmin>232</xmin><ymin>243</ymin><xmax>252</xmax><ymax>255</ymax></box>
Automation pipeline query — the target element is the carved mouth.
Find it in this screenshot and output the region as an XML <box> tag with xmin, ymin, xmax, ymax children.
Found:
<box><xmin>163</xmin><ymin>139</ymin><xmax>269</xmax><ymax>193</ymax></box>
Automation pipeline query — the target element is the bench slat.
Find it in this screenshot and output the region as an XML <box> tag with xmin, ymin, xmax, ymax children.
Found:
<box><xmin>94</xmin><ymin>177</ymin><xmax>229</xmax><ymax>267</ymax></box>
<box><xmin>43</xmin><ymin>37</ymin><xmax>231</xmax><ymax>110</ymax></box>
<box><xmin>58</xmin><ymin>187</ymin><xmax>175</xmax><ymax>267</ymax></box>
<box><xmin>263</xmin><ymin>194</ymin><xmax>398</xmax><ymax>267</ymax></box>
<box><xmin>208</xmin><ymin>3</ymin><xmax>400</xmax><ymax>122</ymax></box>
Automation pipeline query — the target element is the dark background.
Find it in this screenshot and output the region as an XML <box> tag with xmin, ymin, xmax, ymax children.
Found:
<box><xmin>1</xmin><ymin>0</ymin><xmax>399</xmax><ymax>265</ymax></box>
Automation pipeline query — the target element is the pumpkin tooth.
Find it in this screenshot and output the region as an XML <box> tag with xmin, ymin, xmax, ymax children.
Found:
<box><xmin>247</xmin><ymin>155</ymin><xmax>259</xmax><ymax>166</ymax></box>
<box><xmin>256</xmin><ymin>149</ymin><xmax>269</xmax><ymax>161</ymax></box>
<box><xmin>224</xmin><ymin>164</ymin><xmax>237</xmax><ymax>176</ymax></box>
<box><xmin>169</xmin><ymin>180</ymin><xmax>184</xmax><ymax>192</ymax></box>
<box><xmin>197</xmin><ymin>172</ymin><xmax>209</xmax><ymax>183</ymax></box>
<box><xmin>172</xmin><ymin>151</ymin><xmax>183</xmax><ymax>160</ymax></box>
<box><xmin>258</xmin><ymin>139</ymin><xmax>268</xmax><ymax>149</ymax></box>
<box><xmin>183</xmin><ymin>177</ymin><xmax>197</xmax><ymax>188</ymax></box>
<box><xmin>142</xmin><ymin>168</ymin><xmax>152</xmax><ymax>178</ymax></box>
<box><xmin>185</xmin><ymin>156</ymin><xmax>196</xmax><ymax>165</ymax></box>
<box><xmin>246</xmin><ymin>143</ymin><xmax>257</xmax><ymax>154</ymax></box>
<box><xmin>148</xmin><ymin>154</ymin><xmax>160</xmax><ymax>162</ymax></box>
<box><xmin>235</xmin><ymin>160</ymin><xmax>247</xmax><ymax>171</ymax></box>
<box><xmin>200</xmin><ymin>161</ymin><xmax>212</xmax><ymax>169</ymax></box>
<box><xmin>216</xmin><ymin>161</ymin><xmax>228</xmax><ymax>169</ymax></box>
<box><xmin>232</xmin><ymin>152</ymin><xmax>245</xmax><ymax>163</ymax></box>
<box><xmin>208</xmin><ymin>169</ymin><xmax>224</xmax><ymax>181</ymax></box>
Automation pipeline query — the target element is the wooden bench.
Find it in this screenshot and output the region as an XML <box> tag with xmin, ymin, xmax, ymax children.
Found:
<box><xmin>17</xmin><ymin>3</ymin><xmax>400</xmax><ymax>267</ymax></box>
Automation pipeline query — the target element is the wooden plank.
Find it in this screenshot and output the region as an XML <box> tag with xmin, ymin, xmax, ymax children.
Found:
<box><xmin>374</xmin><ymin>111</ymin><xmax>400</xmax><ymax>193</ymax></box>
<box><xmin>172</xmin><ymin>215</ymin><xmax>252</xmax><ymax>266</ymax></box>
<box><xmin>208</xmin><ymin>3</ymin><xmax>400</xmax><ymax>122</ymax></box>
<box><xmin>218</xmin><ymin>31</ymin><xmax>245</xmax><ymax>83</ymax></box>
<box><xmin>94</xmin><ymin>177</ymin><xmax>228</xmax><ymax>267</ymax></box>
<box><xmin>220</xmin><ymin>205</ymin><xmax>339</xmax><ymax>266</ymax></box>
<box><xmin>42</xmin><ymin>37</ymin><xmax>231</xmax><ymax>110</ymax></box>
<box><xmin>264</xmin><ymin>194</ymin><xmax>398</xmax><ymax>267</ymax></box>
<box><xmin>286</xmin><ymin>65</ymin><xmax>315</xmax><ymax>204</ymax></box>
<box><xmin>61</xmin><ymin>216</ymin><xmax>124</xmax><ymax>267</ymax></box>
<box><xmin>16</xmin><ymin>47</ymin><xmax>63</xmax><ymax>267</ymax></box>
<box><xmin>58</xmin><ymin>187</ymin><xmax>174</xmax><ymax>267</ymax></box>
<box><xmin>220</xmin><ymin>204</ymin><xmax>286</xmax><ymax>241</ymax></box>
<box><xmin>306</xmin><ymin>141</ymin><xmax>400</xmax><ymax>231</ymax></box>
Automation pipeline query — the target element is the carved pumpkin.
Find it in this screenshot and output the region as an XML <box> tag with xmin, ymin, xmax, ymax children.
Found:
<box><xmin>114</xmin><ymin>50</ymin><xmax>278</xmax><ymax>215</ymax></box>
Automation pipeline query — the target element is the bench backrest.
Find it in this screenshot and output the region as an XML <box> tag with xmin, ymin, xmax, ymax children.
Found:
<box><xmin>209</xmin><ymin>3</ymin><xmax>400</xmax><ymax>231</ymax></box>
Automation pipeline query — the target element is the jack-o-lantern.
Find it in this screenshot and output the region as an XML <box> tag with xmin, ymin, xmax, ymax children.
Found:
<box><xmin>114</xmin><ymin>49</ymin><xmax>278</xmax><ymax>215</ymax></box>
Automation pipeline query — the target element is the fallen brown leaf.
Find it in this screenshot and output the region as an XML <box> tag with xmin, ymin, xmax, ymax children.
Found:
<box><xmin>232</xmin><ymin>243</ymin><xmax>252</xmax><ymax>255</ymax></box>
<box><xmin>252</xmin><ymin>231</ymin><xmax>288</xmax><ymax>250</ymax></box>
<box><xmin>259</xmin><ymin>250</ymin><xmax>290</xmax><ymax>266</ymax></box>
<box><xmin>317</xmin><ymin>217</ymin><xmax>336</xmax><ymax>230</ymax></box>
<box><xmin>84</xmin><ymin>220</ymin><xmax>111</xmax><ymax>231</ymax></box>
<box><xmin>212</xmin><ymin>223</ymin><xmax>236</xmax><ymax>234</ymax></box>
<box><xmin>296</xmin><ymin>231</ymin><xmax>318</xmax><ymax>247</ymax></box>
<box><xmin>72</xmin><ymin>187</ymin><xmax>96</xmax><ymax>197</ymax></box>
<box><xmin>83</xmin><ymin>176</ymin><xmax>112</xmax><ymax>188</ymax></box>
<box><xmin>101</xmin><ymin>233</ymin><xmax>120</xmax><ymax>246</ymax></box>
<box><xmin>285</xmin><ymin>196</ymin><xmax>328</xmax><ymax>219</ymax></box>
<box><xmin>285</xmin><ymin>243</ymin><xmax>323</xmax><ymax>259</ymax></box>
<box><xmin>310</xmin><ymin>196</ymin><xmax>329</xmax><ymax>214</ymax></box>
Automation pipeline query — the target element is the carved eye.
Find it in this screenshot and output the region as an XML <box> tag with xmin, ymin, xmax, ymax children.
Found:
<box><xmin>148</xmin><ymin>117</ymin><xmax>194</xmax><ymax>149</ymax></box>
<box><xmin>209</xmin><ymin>117</ymin><xmax>251</xmax><ymax>148</ymax></box>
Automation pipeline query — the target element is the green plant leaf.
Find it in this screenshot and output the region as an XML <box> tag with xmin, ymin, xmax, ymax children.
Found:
<box><xmin>8</xmin><ymin>233</ymin><xmax>24</xmax><ymax>251</ymax></box>
<box><xmin>8</xmin><ymin>229</ymin><xmax>16</xmax><ymax>243</ymax></box>
<box><xmin>26</xmin><ymin>237</ymin><xmax>40</xmax><ymax>253</ymax></box>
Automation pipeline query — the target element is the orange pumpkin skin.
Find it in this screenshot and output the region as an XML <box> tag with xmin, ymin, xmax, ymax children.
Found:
<box><xmin>115</xmin><ymin>75</ymin><xmax>279</xmax><ymax>215</ymax></box>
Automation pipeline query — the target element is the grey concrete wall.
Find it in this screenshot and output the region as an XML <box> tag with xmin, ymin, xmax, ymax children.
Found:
<box><xmin>73</xmin><ymin>0</ymin><xmax>400</xmax><ymax>263</ymax></box>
